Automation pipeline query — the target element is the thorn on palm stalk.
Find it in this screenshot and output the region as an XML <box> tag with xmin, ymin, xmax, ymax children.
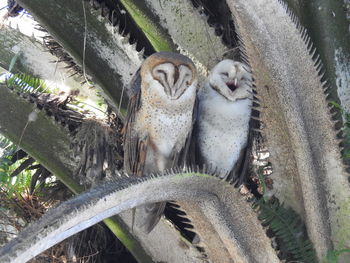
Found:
<box><xmin>190</xmin><ymin>0</ymin><xmax>239</xmax><ymax>51</ymax></box>
<box><xmin>85</xmin><ymin>0</ymin><xmax>154</xmax><ymax>55</ymax></box>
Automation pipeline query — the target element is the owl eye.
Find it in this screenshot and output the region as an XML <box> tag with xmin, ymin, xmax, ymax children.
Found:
<box><xmin>221</xmin><ymin>72</ymin><xmax>229</xmax><ymax>77</ymax></box>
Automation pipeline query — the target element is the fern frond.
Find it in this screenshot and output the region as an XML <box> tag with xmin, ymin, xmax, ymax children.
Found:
<box><xmin>0</xmin><ymin>135</ymin><xmax>17</xmax><ymax>189</ymax></box>
<box><xmin>6</xmin><ymin>73</ymin><xmax>48</xmax><ymax>93</ymax></box>
<box><xmin>0</xmin><ymin>135</ymin><xmax>18</xmax><ymax>195</ymax></box>
<box><xmin>325</xmin><ymin>248</ymin><xmax>350</xmax><ymax>263</ymax></box>
<box><xmin>0</xmin><ymin>134</ymin><xmax>34</xmax><ymax>196</ymax></box>
<box><xmin>254</xmin><ymin>198</ymin><xmax>317</xmax><ymax>263</ymax></box>
<box><xmin>329</xmin><ymin>101</ymin><xmax>350</xmax><ymax>160</ymax></box>
<box><xmin>0</xmin><ymin>135</ymin><xmax>16</xmax><ymax>157</ymax></box>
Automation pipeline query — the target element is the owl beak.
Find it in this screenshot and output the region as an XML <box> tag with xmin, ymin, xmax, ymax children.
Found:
<box><xmin>172</xmin><ymin>84</ymin><xmax>183</xmax><ymax>99</ymax></box>
<box><xmin>173</xmin><ymin>67</ymin><xmax>179</xmax><ymax>85</ymax></box>
<box><xmin>171</xmin><ymin>66</ymin><xmax>180</xmax><ymax>97</ymax></box>
<box><xmin>226</xmin><ymin>78</ymin><xmax>238</xmax><ymax>92</ymax></box>
<box><xmin>170</xmin><ymin>66</ymin><xmax>185</xmax><ymax>99</ymax></box>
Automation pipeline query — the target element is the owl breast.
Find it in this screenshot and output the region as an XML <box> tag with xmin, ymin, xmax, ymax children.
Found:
<box><xmin>135</xmin><ymin>82</ymin><xmax>196</xmax><ymax>171</ymax></box>
<box><xmin>197</xmin><ymin>85</ymin><xmax>252</xmax><ymax>174</ymax></box>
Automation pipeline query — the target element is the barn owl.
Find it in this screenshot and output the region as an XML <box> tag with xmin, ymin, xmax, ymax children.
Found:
<box><xmin>123</xmin><ymin>52</ymin><xmax>198</xmax><ymax>233</ymax></box>
<box><xmin>194</xmin><ymin>59</ymin><xmax>252</xmax><ymax>179</ymax></box>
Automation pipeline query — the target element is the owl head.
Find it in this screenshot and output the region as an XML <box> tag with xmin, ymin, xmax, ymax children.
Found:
<box><xmin>141</xmin><ymin>52</ymin><xmax>198</xmax><ymax>100</ymax></box>
<box><xmin>208</xmin><ymin>59</ymin><xmax>252</xmax><ymax>102</ymax></box>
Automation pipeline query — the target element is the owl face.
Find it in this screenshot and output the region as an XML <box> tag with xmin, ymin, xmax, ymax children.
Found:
<box><xmin>141</xmin><ymin>52</ymin><xmax>197</xmax><ymax>100</ymax></box>
<box><xmin>208</xmin><ymin>59</ymin><xmax>252</xmax><ymax>102</ymax></box>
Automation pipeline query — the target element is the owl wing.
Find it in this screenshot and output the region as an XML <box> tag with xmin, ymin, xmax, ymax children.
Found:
<box><xmin>124</xmin><ymin>68</ymin><xmax>197</xmax><ymax>233</ymax></box>
<box><xmin>227</xmin><ymin>124</ymin><xmax>254</xmax><ymax>185</ymax></box>
<box><xmin>175</xmin><ymin>98</ymin><xmax>198</xmax><ymax>168</ymax></box>
<box><xmin>123</xmin><ymin>68</ymin><xmax>149</xmax><ymax>176</ymax></box>
<box><xmin>145</xmin><ymin>96</ymin><xmax>197</xmax><ymax>234</ymax></box>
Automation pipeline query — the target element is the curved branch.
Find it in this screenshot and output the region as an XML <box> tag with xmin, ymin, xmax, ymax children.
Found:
<box><xmin>118</xmin><ymin>0</ymin><xmax>176</xmax><ymax>52</ymax></box>
<box><xmin>0</xmin><ymin>84</ymin><xmax>206</xmax><ymax>263</ymax></box>
<box><xmin>16</xmin><ymin>0</ymin><xmax>143</xmax><ymax>110</ymax></box>
<box><xmin>285</xmin><ymin>0</ymin><xmax>350</xmax><ymax>112</ymax></box>
<box><xmin>227</xmin><ymin>0</ymin><xmax>350</xmax><ymax>260</ymax></box>
<box><xmin>0</xmin><ymin>172</ymin><xmax>280</xmax><ymax>263</ymax></box>
<box><xmin>0</xmin><ymin>85</ymin><xmax>149</xmax><ymax>261</ymax></box>
<box><xmin>143</xmin><ymin>0</ymin><xmax>228</xmax><ymax>72</ymax></box>
<box><xmin>0</xmin><ymin>84</ymin><xmax>80</xmax><ymax>192</ymax></box>
<box><xmin>0</xmin><ymin>25</ymin><xmax>101</xmax><ymax>106</ymax></box>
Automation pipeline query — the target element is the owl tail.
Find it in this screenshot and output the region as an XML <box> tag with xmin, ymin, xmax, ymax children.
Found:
<box><xmin>138</xmin><ymin>202</ymin><xmax>166</xmax><ymax>234</ymax></box>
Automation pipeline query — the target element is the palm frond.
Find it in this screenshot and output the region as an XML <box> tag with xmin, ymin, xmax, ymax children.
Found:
<box><xmin>254</xmin><ymin>198</ymin><xmax>317</xmax><ymax>263</ymax></box>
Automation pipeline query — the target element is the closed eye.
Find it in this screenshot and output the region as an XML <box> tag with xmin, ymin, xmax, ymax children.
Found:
<box><xmin>154</xmin><ymin>69</ymin><xmax>169</xmax><ymax>84</ymax></box>
<box><xmin>221</xmin><ymin>72</ymin><xmax>229</xmax><ymax>77</ymax></box>
<box><xmin>240</xmin><ymin>77</ymin><xmax>251</xmax><ymax>84</ymax></box>
<box><xmin>178</xmin><ymin>65</ymin><xmax>193</xmax><ymax>87</ymax></box>
<box><xmin>156</xmin><ymin>69</ymin><xmax>166</xmax><ymax>75</ymax></box>
<box><xmin>184</xmin><ymin>73</ymin><xmax>191</xmax><ymax>85</ymax></box>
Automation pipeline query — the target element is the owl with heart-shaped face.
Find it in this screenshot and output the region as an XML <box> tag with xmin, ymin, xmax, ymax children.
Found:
<box><xmin>123</xmin><ymin>52</ymin><xmax>198</xmax><ymax>233</ymax></box>
<box><xmin>194</xmin><ymin>59</ymin><xmax>252</xmax><ymax>179</ymax></box>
